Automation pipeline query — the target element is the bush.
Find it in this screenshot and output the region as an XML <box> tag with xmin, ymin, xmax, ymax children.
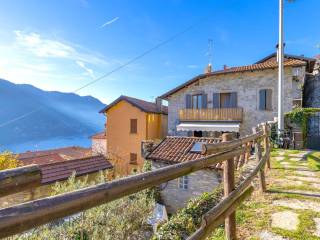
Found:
<box><xmin>153</xmin><ymin>184</ymin><xmax>223</xmax><ymax>240</ymax></box>
<box><xmin>14</xmin><ymin>171</ymin><xmax>155</xmax><ymax>240</ymax></box>
<box><xmin>0</xmin><ymin>151</ymin><xmax>20</xmax><ymax>170</ymax></box>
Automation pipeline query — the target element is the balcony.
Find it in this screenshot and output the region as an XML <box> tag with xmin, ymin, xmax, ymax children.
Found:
<box><xmin>179</xmin><ymin>108</ymin><xmax>243</xmax><ymax>122</ymax></box>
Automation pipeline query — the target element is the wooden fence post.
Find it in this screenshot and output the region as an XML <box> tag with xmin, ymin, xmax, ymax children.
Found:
<box><xmin>252</xmin><ymin>127</ymin><xmax>266</xmax><ymax>193</ymax></box>
<box><xmin>262</xmin><ymin>123</ymin><xmax>271</xmax><ymax>169</ymax></box>
<box><xmin>222</xmin><ymin>133</ymin><xmax>236</xmax><ymax>240</ymax></box>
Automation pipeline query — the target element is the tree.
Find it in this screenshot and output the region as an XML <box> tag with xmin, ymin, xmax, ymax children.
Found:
<box><xmin>0</xmin><ymin>151</ymin><xmax>20</xmax><ymax>170</ymax></box>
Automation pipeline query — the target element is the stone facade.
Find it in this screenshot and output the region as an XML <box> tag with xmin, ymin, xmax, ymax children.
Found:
<box><xmin>152</xmin><ymin>161</ymin><xmax>221</xmax><ymax>213</ymax></box>
<box><xmin>167</xmin><ymin>66</ymin><xmax>306</xmax><ymax>136</ymax></box>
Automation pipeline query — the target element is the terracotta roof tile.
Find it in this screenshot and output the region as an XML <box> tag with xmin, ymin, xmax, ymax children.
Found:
<box><xmin>39</xmin><ymin>155</ymin><xmax>113</xmax><ymax>184</ymax></box>
<box><xmin>160</xmin><ymin>58</ymin><xmax>307</xmax><ymax>99</ymax></box>
<box><xmin>18</xmin><ymin>146</ymin><xmax>92</xmax><ymax>163</ymax></box>
<box><xmin>146</xmin><ymin>136</ymin><xmax>223</xmax><ymax>169</ymax></box>
<box><xmin>99</xmin><ymin>95</ymin><xmax>168</xmax><ymax>114</ymax></box>
<box><xmin>90</xmin><ymin>132</ymin><xmax>107</xmax><ymax>139</ymax></box>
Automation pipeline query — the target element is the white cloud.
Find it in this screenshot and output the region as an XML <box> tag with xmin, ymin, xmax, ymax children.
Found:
<box><xmin>99</xmin><ymin>17</ymin><xmax>120</xmax><ymax>28</ymax></box>
<box><xmin>75</xmin><ymin>60</ymin><xmax>96</xmax><ymax>79</ymax></box>
<box><xmin>14</xmin><ymin>30</ymin><xmax>107</xmax><ymax>65</ymax></box>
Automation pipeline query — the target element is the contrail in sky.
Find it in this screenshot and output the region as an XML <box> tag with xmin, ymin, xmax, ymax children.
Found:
<box><xmin>99</xmin><ymin>17</ymin><xmax>120</xmax><ymax>28</ymax></box>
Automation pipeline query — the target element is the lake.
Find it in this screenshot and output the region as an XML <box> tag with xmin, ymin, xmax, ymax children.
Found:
<box><xmin>0</xmin><ymin>136</ymin><xmax>91</xmax><ymax>153</ymax></box>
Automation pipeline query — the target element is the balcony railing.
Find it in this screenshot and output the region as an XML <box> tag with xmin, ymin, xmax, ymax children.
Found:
<box><xmin>179</xmin><ymin>108</ymin><xmax>243</xmax><ymax>122</ymax></box>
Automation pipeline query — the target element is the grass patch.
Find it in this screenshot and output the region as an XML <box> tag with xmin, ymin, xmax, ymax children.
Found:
<box><xmin>307</xmin><ymin>152</ymin><xmax>320</xmax><ymax>171</ymax></box>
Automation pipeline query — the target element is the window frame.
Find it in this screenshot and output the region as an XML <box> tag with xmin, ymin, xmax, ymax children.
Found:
<box><xmin>178</xmin><ymin>175</ymin><xmax>189</xmax><ymax>190</ymax></box>
<box><xmin>130</xmin><ymin>119</ymin><xmax>138</xmax><ymax>134</ymax></box>
<box><xmin>192</xmin><ymin>94</ymin><xmax>203</xmax><ymax>109</ymax></box>
<box><xmin>259</xmin><ymin>89</ymin><xmax>273</xmax><ymax>111</ymax></box>
<box><xmin>129</xmin><ymin>153</ymin><xmax>138</xmax><ymax>165</ymax></box>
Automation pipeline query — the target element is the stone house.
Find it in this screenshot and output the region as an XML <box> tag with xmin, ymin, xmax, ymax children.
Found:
<box><xmin>1</xmin><ymin>154</ymin><xmax>113</xmax><ymax>208</ymax></box>
<box><xmin>90</xmin><ymin>131</ymin><xmax>107</xmax><ymax>156</ymax></box>
<box><xmin>99</xmin><ymin>95</ymin><xmax>168</xmax><ymax>176</ymax></box>
<box><xmin>159</xmin><ymin>53</ymin><xmax>316</xmax><ymax>137</ymax></box>
<box><xmin>145</xmin><ymin>136</ymin><xmax>222</xmax><ymax>213</ymax></box>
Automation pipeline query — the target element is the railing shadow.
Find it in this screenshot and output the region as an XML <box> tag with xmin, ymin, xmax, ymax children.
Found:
<box><xmin>267</xmin><ymin>189</ymin><xmax>320</xmax><ymax>198</ymax></box>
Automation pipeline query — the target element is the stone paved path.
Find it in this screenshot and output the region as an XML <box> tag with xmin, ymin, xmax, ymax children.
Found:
<box><xmin>255</xmin><ymin>150</ymin><xmax>320</xmax><ymax>239</ymax></box>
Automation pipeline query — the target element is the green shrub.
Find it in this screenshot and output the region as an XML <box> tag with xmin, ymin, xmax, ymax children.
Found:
<box><xmin>13</xmin><ymin>171</ymin><xmax>154</xmax><ymax>240</ymax></box>
<box><xmin>153</xmin><ymin>184</ymin><xmax>223</xmax><ymax>240</ymax></box>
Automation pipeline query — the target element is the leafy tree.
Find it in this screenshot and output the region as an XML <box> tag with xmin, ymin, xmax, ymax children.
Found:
<box><xmin>0</xmin><ymin>151</ymin><xmax>20</xmax><ymax>170</ymax></box>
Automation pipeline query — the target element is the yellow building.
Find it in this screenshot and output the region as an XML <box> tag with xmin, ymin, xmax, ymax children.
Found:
<box><xmin>100</xmin><ymin>96</ymin><xmax>168</xmax><ymax>175</ymax></box>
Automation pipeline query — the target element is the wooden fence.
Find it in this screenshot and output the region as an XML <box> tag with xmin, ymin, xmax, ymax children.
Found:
<box><xmin>0</xmin><ymin>121</ymin><xmax>274</xmax><ymax>239</ymax></box>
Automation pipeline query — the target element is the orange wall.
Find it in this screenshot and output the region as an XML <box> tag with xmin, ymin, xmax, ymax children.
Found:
<box><xmin>146</xmin><ymin>113</ymin><xmax>168</xmax><ymax>140</ymax></box>
<box><xmin>106</xmin><ymin>101</ymin><xmax>147</xmax><ymax>175</ymax></box>
<box><xmin>106</xmin><ymin>101</ymin><xmax>167</xmax><ymax>176</ymax></box>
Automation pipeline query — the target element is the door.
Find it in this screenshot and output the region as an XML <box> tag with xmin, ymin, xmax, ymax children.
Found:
<box><xmin>306</xmin><ymin>113</ymin><xmax>320</xmax><ymax>150</ymax></box>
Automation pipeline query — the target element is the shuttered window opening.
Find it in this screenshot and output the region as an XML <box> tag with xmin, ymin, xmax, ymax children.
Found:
<box><xmin>130</xmin><ymin>153</ymin><xmax>138</xmax><ymax>165</ymax></box>
<box><xmin>213</xmin><ymin>92</ymin><xmax>237</xmax><ymax>108</ymax></box>
<box><xmin>259</xmin><ymin>89</ymin><xmax>272</xmax><ymax>111</ymax></box>
<box><xmin>130</xmin><ymin>119</ymin><xmax>138</xmax><ymax>134</ymax></box>
<box><xmin>186</xmin><ymin>94</ymin><xmax>207</xmax><ymax>109</ymax></box>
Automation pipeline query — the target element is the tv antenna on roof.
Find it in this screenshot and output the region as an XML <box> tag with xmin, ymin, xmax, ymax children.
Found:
<box><xmin>207</xmin><ymin>39</ymin><xmax>213</xmax><ymax>65</ymax></box>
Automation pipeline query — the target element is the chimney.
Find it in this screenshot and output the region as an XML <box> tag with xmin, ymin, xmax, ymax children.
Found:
<box><xmin>156</xmin><ymin>97</ymin><xmax>163</xmax><ymax>112</ymax></box>
<box><xmin>204</xmin><ymin>63</ymin><xmax>212</xmax><ymax>74</ymax></box>
<box><xmin>141</xmin><ymin>140</ymin><xmax>155</xmax><ymax>158</ymax></box>
<box><xmin>223</xmin><ymin>65</ymin><xmax>228</xmax><ymax>70</ymax></box>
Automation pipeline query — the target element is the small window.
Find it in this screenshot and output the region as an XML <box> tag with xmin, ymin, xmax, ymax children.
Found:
<box><xmin>259</xmin><ymin>89</ymin><xmax>272</xmax><ymax>111</ymax></box>
<box><xmin>130</xmin><ymin>119</ymin><xmax>137</xmax><ymax>134</ymax></box>
<box><xmin>178</xmin><ymin>175</ymin><xmax>189</xmax><ymax>190</ymax></box>
<box><xmin>130</xmin><ymin>153</ymin><xmax>137</xmax><ymax>165</ymax></box>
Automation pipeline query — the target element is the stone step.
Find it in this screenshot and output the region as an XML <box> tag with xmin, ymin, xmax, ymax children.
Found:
<box><xmin>271</xmin><ymin>211</ymin><xmax>299</xmax><ymax>231</ymax></box>
<box><xmin>273</xmin><ymin>199</ymin><xmax>320</xmax><ymax>212</ymax></box>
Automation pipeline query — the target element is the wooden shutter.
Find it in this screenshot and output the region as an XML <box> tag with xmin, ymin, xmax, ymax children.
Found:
<box><xmin>259</xmin><ymin>89</ymin><xmax>266</xmax><ymax>110</ymax></box>
<box><xmin>266</xmin><ymin>89</ymin><xmax>272</xmax><ymax>110</ymax></box>
<box><xmin>212</xmin><ymin>93</ymin><xmax>220</xmax><ymax>108</ymax></box>
<box><xmin>130</xmin><ymin>153</ymin><xmax>137</xmax><ymax>164</ymax></box>
<box><xmin>202</xmin><ymin>94</ymin><xmax>208</xmax><ymax>109</ymax></box>
<box><xmin>230</xmin><ymin>92</ymin><xmax>238</xmax><ymax>108</ymax></box>
<box><xmin>186</xmin><ymin>94</ymin><xmax>192</xmax><ymax>109</ymax></box>
<box><xmin>130</xmin><ymin>119</ymin><xmax>137</xmax><ymax>133</ymax></box>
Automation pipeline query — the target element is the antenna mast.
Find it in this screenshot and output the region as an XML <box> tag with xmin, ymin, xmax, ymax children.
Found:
<box><xmin>207</xmin><ymin>39</ymin><xmax>213</xmax><ymax>65</ymax></box>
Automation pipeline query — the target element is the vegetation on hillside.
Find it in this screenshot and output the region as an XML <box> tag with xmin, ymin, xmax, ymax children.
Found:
<box><xmin>11</xmin><ymin>171</ymin><xmax>154</xmax><ymax>240</ymax></box>
<box><xmin>0</xmin><ymin>151</ymin><xmax>20</xmax><ymax>170</ymax></box>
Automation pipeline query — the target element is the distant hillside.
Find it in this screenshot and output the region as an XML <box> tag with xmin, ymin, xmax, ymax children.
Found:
<box><xmin>0</xmin><ymin>79</ymin><xmax>105</xmax><ymax>146</ymax></box>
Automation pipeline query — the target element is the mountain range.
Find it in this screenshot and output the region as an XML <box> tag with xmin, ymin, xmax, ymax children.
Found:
<box><xmin>0</xmin><ymin>79</ymin><xmax>106</xmax><ymax>147</ymax></box>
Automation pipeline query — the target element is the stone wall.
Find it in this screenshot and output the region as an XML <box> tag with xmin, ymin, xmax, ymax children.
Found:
<box><xmin>168</xmin><ymin>67</ymin><xmax>305</xmax><ymax>136</ymax></box>
<box><xmin>151</xmin><ymin>161</ymin><xmax>222</xmax><ymax>213</ymax></box>
<box><xmin>304</xmin><ymin>74</ymin><xmax>320</xmax><ymax>108</ymax></box>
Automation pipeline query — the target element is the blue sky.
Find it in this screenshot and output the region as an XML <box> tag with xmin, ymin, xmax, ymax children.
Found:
<box><xmin>0</xmin><ymin>0</ymin><xmax>319</xmax><ymax>104</ymax></box>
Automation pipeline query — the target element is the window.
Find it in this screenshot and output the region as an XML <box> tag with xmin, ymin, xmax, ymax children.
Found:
<box><xmin>178</xmin><ymin>175</ymin><xmax>189</xmax><ymax>190</ymax></box>
<box><xmin>130</xmin><ymin>153</ymin><xmax>137</xmax><ymax>164</ymax></box>
<box><xmin>213</xmin><ymin>92</ymin><xmax>237</xmax><ymax>108</ymax></box>
<box><xmin>259</xmin><ymin>89</ymin><xmax>272</xmax><ymax>111</ymax></box>
<box><xmin>130</xmin><ymin>119</ymin><xmax>137</xmax><ymax>134</ymax></box>
<box><xmin>186</xmin><ymin>94</ymin><xmax>207</xmax><ymax>109</ymax></box>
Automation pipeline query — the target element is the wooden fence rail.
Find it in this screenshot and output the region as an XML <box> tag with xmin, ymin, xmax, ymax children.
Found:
<box><xmin>0</xmin><ymin>121</ymin><xmax>275</xmax><ymax>239</ymax></box>
<box><xmin>0</xmin><ymin>164</ymin><xmax>41</xmax><ymax>198</ymax></box>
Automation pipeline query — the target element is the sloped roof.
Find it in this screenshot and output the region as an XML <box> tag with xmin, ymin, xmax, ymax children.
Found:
<box><xmin>99</xmin><ymin>95</ymin><xmax>168</xmax><ymax>114</ymax></box>
<box><xmin>160</xmin><ymin>58</ymin><xmax>307</xmax><ymax>99</ymax></box>
<box><xmin>90</xmin><ymin>132</ymin><xmax>106</xmax><ymax>139</ymax></box>
<box><xmin>39</xmin><ymin>155</ymin><xmax>113</xmax><ymax>184</ymax></box>
<box><xmin>18</xmin><ymin>146</ymin><xmax>91</xmax><ymax>162</ymax></box>
<box><xmin>146</xmin><ymin>136</ymin><xmax>223</xmax><ymax>169</ymax></box>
